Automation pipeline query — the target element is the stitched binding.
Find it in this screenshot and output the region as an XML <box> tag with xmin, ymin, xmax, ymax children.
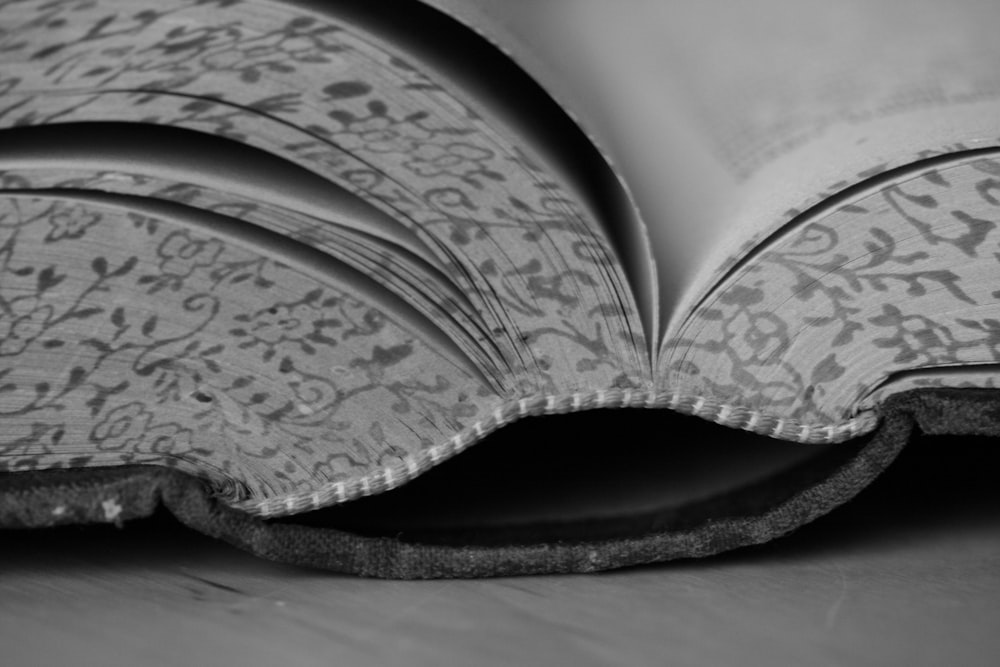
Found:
<box><xmin>231</xmin><ymin>389</ymin><xmax>880</xmax><ymax>517</ymax></box>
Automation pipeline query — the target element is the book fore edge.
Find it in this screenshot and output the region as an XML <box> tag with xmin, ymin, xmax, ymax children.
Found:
<box><xmin>231</xmin><ymin>389</ymin><xmax>880</xmax><ymax>518</ymax></box>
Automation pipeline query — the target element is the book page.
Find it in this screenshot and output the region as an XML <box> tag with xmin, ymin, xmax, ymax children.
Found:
<box><xmin>0</xmin><ymin>122</ymin><xmax>442</xmax><ymax>269</ymax></box>
<box><xmin>422</xmin><ymin>0</ymin><xmax>1000</xmax><ymax>339</ymax></box>
<box><xmin>1</xmin><ymin>0</ymin><xmax>663</xmax><ymax>512</ymax></box>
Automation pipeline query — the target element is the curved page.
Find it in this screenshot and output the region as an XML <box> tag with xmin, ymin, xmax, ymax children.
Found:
<box><xmin>426</xmin><ymin>0</ymin><xmax>1000</xmax><ymax>333</ymax></box>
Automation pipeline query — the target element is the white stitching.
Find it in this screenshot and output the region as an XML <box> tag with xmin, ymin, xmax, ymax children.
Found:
<box><xmin>717</xmin><ymin>405</ymin><xmax>731</xmax><ymax>424</ymax></box>
<box><xmin>237</xmin><ymin>389</ymin><xmax>881</xmax><ymax>516</ymax></box>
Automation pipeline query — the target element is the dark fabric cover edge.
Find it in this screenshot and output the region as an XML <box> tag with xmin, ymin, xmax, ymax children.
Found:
<box><xmin>1</xmin><ymin>387</ymin><xmax>993</xmax><ymax>578</ymax></box>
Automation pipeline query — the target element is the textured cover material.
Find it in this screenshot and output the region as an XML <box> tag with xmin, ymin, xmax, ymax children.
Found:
<box><xmin>0</xmin><ymin>387</ymin><xmax>990</xmax><ymax>578</ymax></box>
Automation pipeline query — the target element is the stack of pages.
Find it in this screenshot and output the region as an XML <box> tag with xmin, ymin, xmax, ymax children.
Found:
<box><xmin>1</xmin><ymin>0</ymin><xmax>998</xmax><ymax>576</ymax></box>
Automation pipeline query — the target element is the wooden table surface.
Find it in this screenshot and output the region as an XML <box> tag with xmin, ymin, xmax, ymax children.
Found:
<box><xmin>3</xmin><ymin>437</ymin><xmax>999</xmax><ymax>667</ymax></box>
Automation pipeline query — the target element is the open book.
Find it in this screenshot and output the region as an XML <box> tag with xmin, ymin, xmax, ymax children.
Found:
<box><xmin>2</xmin><ymin>0</ymin><xmax>999</xmax><ymax>576</ymax></box>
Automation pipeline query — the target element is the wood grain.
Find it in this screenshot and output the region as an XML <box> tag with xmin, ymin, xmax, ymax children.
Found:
<box><xmin>2</xmin><ymin>436</ymin><xmax>999</xmax><ymax>667</ymax></box>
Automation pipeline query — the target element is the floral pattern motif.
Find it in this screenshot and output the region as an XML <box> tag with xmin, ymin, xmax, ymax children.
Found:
<box><xmin>329</xmin><ymin>113</ymin><xmax>435</xmax><ymax>155</ymax></box>
<box><xmin>0</xmin><ymin>0</ymin><xmax>648</xmax><ymax>392</ymax></box>
<box><xmin>230</xmin><ymin>292</ymin><xmax>344</xmax><ymax>360</ymax></box>
<box><xmin>0</xmin><ymin>296</ymin><xmax>54</xmax><ymax>357</ymax></box>
<box><xmin>157</xmin><ymin>230</ymin><xmax>225</xmax><ymax>278</ymax></box>
<box><xmin>667</xmin><ymin>156</ymin><xmax>1000</xmax><ymax>422</ymax></box>
<box><xmin>46</xmin><ymin>202</ymin><xmax>102</xmax><ymax>241</ymax></box>
<box><xmin>0</xmin><ymin>193</ymin><xmax>488</xmax><ymax>503</ymax></box>
<box><xmin>404</xmin><ymin>143</ymin><xmax>499</xmax><ymax>182</ymax></box>
<box><xmin>2</xmin><ymin>0</ymin><xmax>998</xmax><ymax>513</ymax></box>
<box><xmin>90</xmin><ymin>402</ymin><xmax>154</xmax><ymax>451</ymax></box>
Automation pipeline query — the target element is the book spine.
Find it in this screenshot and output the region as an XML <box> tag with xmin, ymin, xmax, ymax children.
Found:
<box><xmin>238</xmin><ymin>389</ymin><xmax>878</xmax><ymax>517</ymax></box>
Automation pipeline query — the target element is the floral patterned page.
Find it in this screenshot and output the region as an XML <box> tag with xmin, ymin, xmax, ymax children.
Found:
<box><xmin>665</xmin><ymin>154</ymin><xmax>1000</xmax><ymax>428</ymax></box>
<box><xmin>423</xmin><ymin>0</ymin><xmax>1000</xmax><ymax>435</ymax></box>
<box><xmin>0</xmin><ymin>121</ymin><xmax>444</xmax><ymax>269</ymax></box>
<box><xmin>0</xmin><ymin>190</ymin><xmax>492</xmax><ymax>511</ymax></box>
<box><xmin>0</xmin><ymin>0</ymin><xmax>655</xmax><ymax>513</ymax></box>
<box><xmin>424</xmin><ymin>0</ymin><xmax>1000</xmax><ymax>335</ymax></box>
